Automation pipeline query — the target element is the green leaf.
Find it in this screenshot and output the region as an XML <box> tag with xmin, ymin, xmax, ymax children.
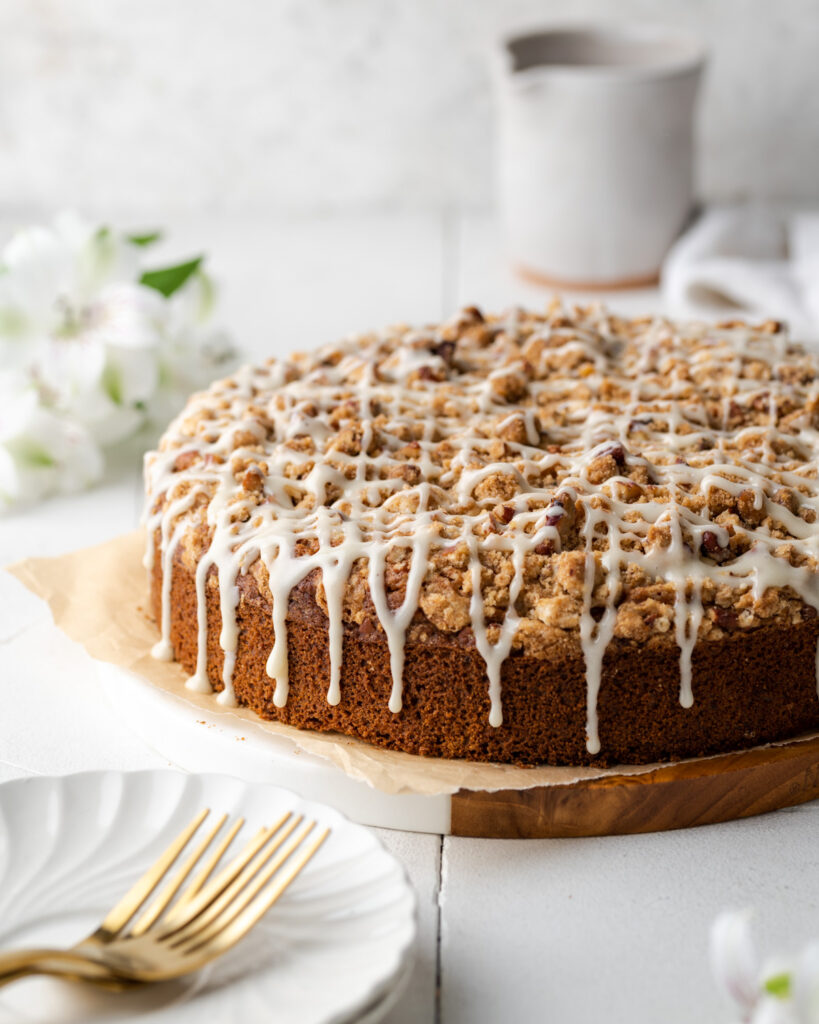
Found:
<box><xmin>101</xmin><ymin>363</ymin><xmax>123</xmax><ymax>406</ymax></box>
<box><xmin>9</xmin><ymin>439</ymin><xmax>56</xmax><ymax>468</ymax></box>
<box><xmin>27</xmin><ymin>448</ymin><xmax>55</xmax><ymax>468</ymax></box>
<box><xmin>140</xmin><ymin>256</ymin><xmax>204</xmax><ymax>298</ymax></box>
<box><xmin>128</xmin><ymin>231</ymin><xmax>163</xmax><ymax>247</ymax></box>
<box><xmin>764</xmin><ymin>972</ymin><xmax>792</xmax><ymax>999</ymax></box>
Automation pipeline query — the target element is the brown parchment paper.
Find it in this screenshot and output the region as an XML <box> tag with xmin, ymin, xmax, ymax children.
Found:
<box><xmin>11</xmin><ymin>530</ymin><xmax>812</xmax><ymax>797</ymax></box>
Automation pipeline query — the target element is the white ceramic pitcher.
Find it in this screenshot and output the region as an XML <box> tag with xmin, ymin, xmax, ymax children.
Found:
<box><xmin>495</xmin><ymin>25</ymin><xmax>706</xmax><ymax>289</ymax></box>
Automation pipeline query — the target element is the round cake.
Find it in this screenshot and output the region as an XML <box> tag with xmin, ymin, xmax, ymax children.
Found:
<box><xmin>143</xmin><ymin>304</ymin><xmax>819</xmax><ymax>766</ymax></box>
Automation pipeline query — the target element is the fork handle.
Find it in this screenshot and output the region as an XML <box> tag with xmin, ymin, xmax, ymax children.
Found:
<box><xmin>0</xmin><ymin>949</ymin><xmax>124</xmax><ymax>989</ymax></box>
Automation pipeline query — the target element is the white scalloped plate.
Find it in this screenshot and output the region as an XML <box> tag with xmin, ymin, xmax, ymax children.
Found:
<box><xmin>0</xmin><ymin>771</ymin><xmax>416</xmax><ymax>1024</ymax></box>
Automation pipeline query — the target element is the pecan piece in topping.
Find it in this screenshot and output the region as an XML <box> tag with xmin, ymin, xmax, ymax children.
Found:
<box><xmin>603</xmin><ymin>443</ymin><xmax>626</xmax><ymax>466</ymax></box>
<box><xmin>489</xmin><ymin>371</ymin><xmax>529</xmax><ymax>404</ymax></box>
<box><xmin>587</xmin><ymin>445</ymin><xmax>626</xmax><ymax>485</ymax></box>
<box><xmin>612</xmin><ymin>479</ymin><xmax>643</xmax><ymax>503</ymax></box>
<box><xmin>700</xmin><ymin>530</ymin><xmax>721</xmax><ymax>554</ymax></box>
<box><xmin>700</xmin><ymin>529</ymin><xmax>733</xmax><ymax>563</ymax></box>
<box><xmin>430</xmin><ymin>340</ymin><xmax>456</xmax><ymax>365</ymax></box>
<box><xmin>173</xmin><ymin>450</ymin><xmax>199</xmax><ymax>472</ymax></box>
<box><xmin>713</xmin><ymin>606</ymin><xmax>739</xmax><ymax>631</ymax></box>
<box><xmin>387</xmin><ymin>463</ymin><xmax>422</xmax><ymax>485</ymax></box>
<box><xmin>494</xmin><ymin>414</ymin><xmax>530</xmax><ymax>445</ymax></box>
<box><xmin>773</xmin><ymin>488</ymin><xmax>798</xmax><ymax>514</ymax></box>
<box><xmin>736</xmin><ymin>489</ymin><xmax>765</xmax><ymax>526</ymax></box>
<box><xmin>496</xmin><ymin>504</ymin><xmax>516</xmax><ymax>524</ymax></box>
<box><xmin>461</xmin><ymin>305</ymin><xmax>485</xmax><ymax>323</ymax></box>
<box><xmin>241</xmin><ymin>467</ymin><xmax>265</xmax><ymax>493</ymax></box>
<box><xmin>535</xmin><ymin>491</ymin><xmax>576</xmax><ymax>553</ymax></box>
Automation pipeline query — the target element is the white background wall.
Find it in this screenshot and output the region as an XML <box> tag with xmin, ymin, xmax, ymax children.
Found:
<box><xmin>1</xmin><ymin>0</ymin><xmax>818</xmax><ymax>219</ymax></box>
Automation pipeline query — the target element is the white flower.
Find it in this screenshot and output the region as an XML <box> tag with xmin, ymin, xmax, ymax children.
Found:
<box><xmin>794</xmin><ymin>944</ymin><xmax>819</xmax><ymax>1024</ymax></box>
<box><xmin>0</xmin><ymin>373</ymin><xmax>103</xmax><ymax>506</ymax></box>
<box><xmin>0</xmin><ymin>212</ymin><xmax>237</xmax><ymax>507</ymax></box>
<box><xmin>751</xmin><ymin>999</ymin><xmax>801</xmax><ymax>1024</ymax></box>
<box><xmin>712</xmin><ymin>909</ymin><xmax>761</xmax><ymax>1016</ymax></box>
<box><xmin>35</xmin><ymin>282</ymin><xmax>165</xmax><ymax>444</ymax></box>
<box><xmin>0</xmin><ymin>212</ymin><xmax>139</xmax><ymax>360</ymax></box>
<box><xmin>711</xmin><ymin>911</ymin><xmax>819</xmax><ymax>1024</ymax></box>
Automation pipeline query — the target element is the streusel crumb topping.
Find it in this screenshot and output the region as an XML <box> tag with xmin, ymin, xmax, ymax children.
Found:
<box><xmin>144</xmin><ymin>303</ymin><xmax>819</xmax><ymax>753</ymax></box>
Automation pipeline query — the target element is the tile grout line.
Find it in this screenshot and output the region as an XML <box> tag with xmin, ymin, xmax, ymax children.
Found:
<box><xmin>435</xmin><ymin>207</ymin><xmax>458</xmax><ymax>1023</ymax></box>
<box><xmin>434</xmin><ymin>832</ymin><xmax>445</xmax><ymax>1024</ymax></box>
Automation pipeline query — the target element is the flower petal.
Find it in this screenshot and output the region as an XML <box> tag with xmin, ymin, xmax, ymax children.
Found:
<box><xmin>711</xmin><ymin>909</ymin><xmax>761</xmax><ymax>1013</ymax></box>
<box><xmin>793</xmin><ymin>943</ymin><xmax>819</xmax><ymax>1024</ymax></box>
<box><xmin>0</xmin><ymin>376</ymin><xmax>103</xmax><ymax>506</ymax></box>
<box><xmin>750</xmin><ymin>995</ymin><xmax>800</xmax><ymax>1024</ymax></box>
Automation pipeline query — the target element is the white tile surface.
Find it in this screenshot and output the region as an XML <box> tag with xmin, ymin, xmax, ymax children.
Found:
<box><xmin>439</xmin><ymin>808</ymin><xmax>819</xmax><ymax>1024</ymax></box>
<box><xmin>0</xmin><ymin>210</ymin><xmax>816</xmax><ymax>1024</ymax></box>
<box><xmin>376</xmin><ymin>831</ymin><xmax>442</xmax><ymax>1024</ymax></box>
<box><xmin>0</xmin><ymin>620</ymin><xmax>170</xmax><ymax>780</ymax></box>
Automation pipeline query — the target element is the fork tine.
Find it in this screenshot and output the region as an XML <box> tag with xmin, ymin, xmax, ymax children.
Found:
<box><xmin>159</xmin><ymin>813</ymin><xmax>296</xmax><ymax>935</ymax></box>
<box><xmin>97</xmin><ymin>809</ymin><xmax>210</xmax><ymax>937</ymax></box>
<box><xmin>174</xmin><ymin>816</ymin><xmax>245</xmax><ymax>908</ymax></box>
<box><xmin>165</xmin><ymin>815</ymin><xmax>303</xmax><ymax>944</ymax></box>
<box><xmin>176</xmin><ymin>821</ymin><xmax>317</xmax><ymax>950</ymax></box>
<box><xmin>184</xmin><ymin>825</ymin><xmax>330</xmax><ymax>955</ymax></box>
<box><xmin>128</xmin><ymin>813</ymin><xmax>234</xmax><ymax>937</ymax></box>
<box><xmin>174</xmin><ymin>821</ymin><xmax>325</xmax><ymax>951</ymax></box>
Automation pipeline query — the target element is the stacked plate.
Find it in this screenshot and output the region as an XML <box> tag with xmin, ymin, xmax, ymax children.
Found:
<box><xmin>0</xmin><ymin>771</ymin><xmax>417</xmax><ymax>1023</ymax></box>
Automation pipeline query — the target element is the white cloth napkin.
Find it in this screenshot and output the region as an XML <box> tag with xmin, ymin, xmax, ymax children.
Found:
<box><xmin>661</xmin><ymin>206</ymin><xmax>819</xmax><ymax>340</ymax></box>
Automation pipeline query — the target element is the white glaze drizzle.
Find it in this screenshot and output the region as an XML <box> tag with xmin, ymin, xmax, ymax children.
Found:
<box><xmin>143</xmin><ymin>306</ymin><xmax>819</xmax><ymax>754</ymax></box>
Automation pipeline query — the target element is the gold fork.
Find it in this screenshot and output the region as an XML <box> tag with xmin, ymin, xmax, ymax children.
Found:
<box><xmin>0</xmin><ymin>808</ymin><xmax>329</xmax><ymax>990</ymax></box>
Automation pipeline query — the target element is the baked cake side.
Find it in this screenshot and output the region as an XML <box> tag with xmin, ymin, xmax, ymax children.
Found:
<box><xmin>143</xmin><ymin>305</ymin><xmax>819</xmax><ymax>765</ymax></box>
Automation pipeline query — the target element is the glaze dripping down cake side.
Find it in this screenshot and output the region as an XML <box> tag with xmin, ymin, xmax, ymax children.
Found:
<box><xmin>143</xmin><ymin>305</ymin><xmax>819</xmax><ymax>766</ymax></box>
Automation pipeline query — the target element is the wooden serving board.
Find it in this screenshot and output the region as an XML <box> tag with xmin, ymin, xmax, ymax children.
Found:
<box><xmin>99</xmin><ymin>659</ymin><xmax>819</xmax><ymax>839</ymax></box>
<box><xmin>450</xmin><ymin>735</ymin><xmax>819</xmax><ymax>838</ymax></box>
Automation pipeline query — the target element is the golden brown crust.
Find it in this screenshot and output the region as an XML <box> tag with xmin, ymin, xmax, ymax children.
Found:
<box><xmin>144</xmin><ymin>305</ymin><xmax>819</xmax><ymax>765</ymax></box>
<box><xmin>150</xmin><ymin>532</ymin><xmax>819</xmax><ymax>766</ymax></box>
